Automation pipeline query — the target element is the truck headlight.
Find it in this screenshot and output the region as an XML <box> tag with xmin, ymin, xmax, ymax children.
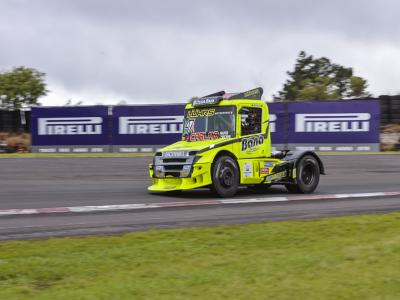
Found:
<box><xmin>181</xmin><ymin>165</ymin><xmax>192</xmax><ymax>177</ymax></box>
<box><xmin>154</xmin><ymin>156</ymin><xmax>163</xmax><ymax>165</ymax></box>
<box><xmin>155</xmin><ymin>165</ymin><xmax>164</xmax><ymax>178</ymax></box>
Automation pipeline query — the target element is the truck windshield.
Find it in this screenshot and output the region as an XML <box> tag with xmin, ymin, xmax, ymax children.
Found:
<box><xmin>182</xmin><ymin>106</ymin><xmax>236</xmax><ymax>142</ymax></box>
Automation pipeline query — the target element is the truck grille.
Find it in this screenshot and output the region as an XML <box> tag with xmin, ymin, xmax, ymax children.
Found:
<box><xmin>162</xmin><ymin>158</ymin><xmax>187</xmax><ymax>164</ymax></box>
<box><xmin>153</xmin><ymin>152</ymin><xmax>197</xmax><ymax>178</ymax></box>
<box><xmin>164</xmin><ymin>165</ymin><xmax>184</xmax><ymax>171</ymax></box>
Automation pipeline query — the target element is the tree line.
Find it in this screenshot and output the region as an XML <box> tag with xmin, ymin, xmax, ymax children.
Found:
<box><xmin>273</xmin><ymin>51</ymin><xmax>371</xmax><ymax>101</ymax></box>
<box><xmin>0</xmin><ymin>67</ymin><xmax>47</xmax><ymax>110</ymax></box>
<box><xmin>0</xmin><ymin>51</ymin><xmax>372</xmax><ymax>110</ymax></box>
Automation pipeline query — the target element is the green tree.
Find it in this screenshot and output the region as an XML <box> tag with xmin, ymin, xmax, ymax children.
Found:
<box><xmin>274</xmin><ymin>51</ymin><xmax>371</xmax><ymax>101</ymax></box>
<box><xmin>0</xmin><ymin>66</ymin><xmax>48</xmax><ymax>109</ymax></box>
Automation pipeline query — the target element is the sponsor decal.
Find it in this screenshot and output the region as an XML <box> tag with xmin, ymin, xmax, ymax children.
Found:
<box><xmin>357</xmin><ymin>146</ymin><xmax>371</xmax><ymax>151</ymax></box>
<box><xmin>243</xmin><ymin>162</ymin><xmax>253</xmax><ymax>177</ymax></box>
<box><xmin>192</xmin><ymin>96</ymin><xmax>222</xmax><ymax>107</ymax></box>
<box><xmin>241</xmin><ymin>135</ymin><xmax>264</xmax><ymax>151</ymax></box>
<box><xmin>187</xmin><ymin>131</ymin><xmax>219</xmax><ymax>142</ymax></box>
<box><xmin>163</xmin><ymin>151</ymin><xmax>187</xmax><ymax>157</ymax></box>
<box><xmin>72</xmin><ymin>148</ymin><xmax>89</xmax><ymax>152</ymax></box>
<box><xmin>38</xmin><ymin>148</ymin><xmax>56</xmax><ymax>153</ymax></box>
<box><xmin>296</xmin><ymin>146</ymin><xmax>316</xmax><ymax>151</ymax></box>
<box><xmin>260</xmin><ymin>161</ymin><xmax>273</xmax><ymax>175</ymax></box>
<box><xmin>38</xmin><ymin>117</ymin><xmax>102</xmax><ymax>135</ymax></box>
<box><xmin>183</xmin><ymin>119</ymin><xmax>195</xmax><ymax>137</ymax></box>
<box><xmin>119</xmin><ymin>147</ymin><xmax>138</xmax><ymax>153</ymax></box>
<box><xmin>119</xmin><ymin>116</ymin><xmax>183</xmax><ymax>134</ymax></box>
<box><xmin>319</xmin><ymin>146</ymin><xmax>332</xmax><ymax>151</ymax></box>
<box><xmin>187</xmin><ymin>109</ymin><xmax>215</xmax><ymax>118</ymax></box>
<box><xmin>219</xmin><ymin>131</ymin><xmax>232</xmax><ymax>139</ymax></box>
<box><xmin>295</xmin><ymin>113</ymin><xmax>370</xmax><ymax>133</ymax></box>
<box><xmin>265</xmin><ymin>170</ymin><xmax>288</xmax><ymax>182</ymax></box>
<box><xmin>336</xmin><ymin>146</ymin><xmax>354</xmax><ymax>151</ymax></box>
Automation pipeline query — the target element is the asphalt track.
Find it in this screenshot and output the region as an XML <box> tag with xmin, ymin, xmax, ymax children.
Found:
<box><xmin>0</xmin><ymin>154</ymin><xmax>399</xmax><ymax>240</ymax></box>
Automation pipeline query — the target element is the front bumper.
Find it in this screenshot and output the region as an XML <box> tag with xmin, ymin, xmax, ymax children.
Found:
<box><xmin>148</xmin><ymin>163</ymin><xmax>211</xmax><ymax>191</ymax></box>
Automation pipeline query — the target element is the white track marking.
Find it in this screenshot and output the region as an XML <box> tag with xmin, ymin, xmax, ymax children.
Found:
<box><xmin>221</xmin><ymin>197</ymin><xmax>288</xmax><ymax>204</ymax></box>
<box><xmin>68</xmin><ymin>203</ymin><xmax>160</xmax><ymax>212</ymax></box>
<box><xmin>0</xmin><ymin>191</ymin><xmax>399</xmax><ymax>217</ymax></box>
<box><xmin>334</xmin><ymin>192</ymin><xmax>386</xmax><ymax>198</ymax></box>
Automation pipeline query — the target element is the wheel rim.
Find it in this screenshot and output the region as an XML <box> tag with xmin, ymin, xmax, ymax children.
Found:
<box><xmin>218</xmin><ymin>162</ymin><xmax>235</xmax><ymax>188</ymax></box>
<box><xmin>301</xmin><ymin>163</ymin><xmax>315</xmax><ymax>185</ymax></box>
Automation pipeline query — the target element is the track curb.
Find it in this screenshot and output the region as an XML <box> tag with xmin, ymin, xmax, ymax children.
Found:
<box><xmin>1</xmin><ymin>191</ymin><xmax>400</xmax><ymax>217</ymax></box>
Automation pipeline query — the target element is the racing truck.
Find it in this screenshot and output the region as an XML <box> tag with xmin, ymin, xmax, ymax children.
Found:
<box><xmin>148</xmin><ymin>87</ymin><xmax>325</xmax><ymax>197</ymax></box>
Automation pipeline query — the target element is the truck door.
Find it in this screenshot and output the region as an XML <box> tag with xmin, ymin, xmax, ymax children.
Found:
<box><xmin>235</xmin><ymin>106</ymin><xmax>267</xmax><ymax>160</ymax></box>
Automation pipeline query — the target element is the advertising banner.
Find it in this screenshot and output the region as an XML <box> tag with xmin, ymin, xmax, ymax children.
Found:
<box><xmin>268</xmin><ymin>103</ymin><xmax>286</xmax><ymax>150</ymax></box>
<box><xmin>30</xmin><ymin>100</ymin><xmax>380</xmax><ymax>153</ymax></box>
<box><xmin>287</xmin><ymin>100</ymin><xmax>380</xmax><ymax>151</ymax></box>
<box><xmin>31</xmin><ymin>106</ymin><xmax>110</xmax><ymax>153</ymax></box>
<box><xmin>112</xmin><ymin>104</ymin><xmax>185</xmax><ymax>152</ymax></box>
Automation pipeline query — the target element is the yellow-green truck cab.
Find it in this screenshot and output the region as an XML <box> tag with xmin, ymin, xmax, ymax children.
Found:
<box><xmin>149</xmin><ymin>87</ymin><xmax>325</xmax><ymax>197</ymax></box>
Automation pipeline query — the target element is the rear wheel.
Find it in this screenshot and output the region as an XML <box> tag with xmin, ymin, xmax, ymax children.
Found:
<box><xmin>210</xmin><ymin>155</ymin><xmax>239</xmax><ymax>198</ymax></box>
<box><xmin>285</xmin><ymin>155</ymin><xmax>320</xmax><ymax>194</ymax></box>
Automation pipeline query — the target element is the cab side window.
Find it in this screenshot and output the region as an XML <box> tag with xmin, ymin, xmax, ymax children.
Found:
<box><xmin>241</xmin><ymin>107</ymin><xmax>262</xmax><ymax>136</ymax></box>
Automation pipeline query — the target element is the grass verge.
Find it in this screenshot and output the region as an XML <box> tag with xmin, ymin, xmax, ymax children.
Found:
<box><xmin>1</xmin><ymin>213</ymin><xmax>400</xmax><ymax>299</ymax></box>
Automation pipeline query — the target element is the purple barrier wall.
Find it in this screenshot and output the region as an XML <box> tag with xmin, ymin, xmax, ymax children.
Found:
<box><xmin>268</xmin><ymin>103</ymin><xmax>286</xmax><ymax>149</ymax></box>
<box><xmin>30</xmin><ymin>100</ymin><xmax>380</xmax><ymax>153</ymax></box>
<box><xmin>112</xmin><ymin>104</ymin><xmax>184</xmax><ymax>152</ymax></box>
<box><xmin>287</xmin><ymin>100</ymin><xmax>380</xmax><ymax>151</ymax></box>
<box><xmin>31</xmin><ymin>106</ymin><xmax>110</xmax><ymax>153</ymax></box>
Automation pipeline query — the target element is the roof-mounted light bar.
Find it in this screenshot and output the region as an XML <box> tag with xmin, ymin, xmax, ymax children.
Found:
<box><xmin>191</xmin><ymin>87</ymin><xmax>263</xmax><ymax>107</ymax></box>
<box><xmin>226</xmin><ymin>87</ymin><xmax>263</xmax><ymax>100</ymax></box>
<box><xmin>192</xmin><ymin>96</ymin><xmax>223</xmax><ymax>107</ymax></box>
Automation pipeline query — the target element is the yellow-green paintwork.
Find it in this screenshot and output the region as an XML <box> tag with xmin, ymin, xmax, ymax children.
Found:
<box><xmin>148</xmin><ymin>99</ymin><xmax>281</xmax><ymax>191</ymax></box>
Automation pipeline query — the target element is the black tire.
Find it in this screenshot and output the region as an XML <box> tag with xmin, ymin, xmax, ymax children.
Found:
<box><xmin>285</xmin><ymin>155</ymin><xmax>320</xmax><ymax>194</ymax></box>
<box><xmin>210</xmin><ymin>155</ymin><xmax>239</xmax><ymax>198</ymax></box>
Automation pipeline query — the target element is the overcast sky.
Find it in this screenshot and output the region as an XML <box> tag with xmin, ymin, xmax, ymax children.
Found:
<box><xmin>1</xmin><ymin>0</ymin><xmax>399</xmax><ymax>105</ymax></box>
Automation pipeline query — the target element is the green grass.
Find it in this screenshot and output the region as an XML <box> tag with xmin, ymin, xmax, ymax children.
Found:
<box><xmin>1</xmin><ymin>213</ymin><xmax>400</xmax><ymax>299</ymax></box>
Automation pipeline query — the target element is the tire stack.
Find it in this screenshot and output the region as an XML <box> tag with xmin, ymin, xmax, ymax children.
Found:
<box><xmin>379</xmin><ymin>95</ymin><xmax>400</xmax><ymax>151</ymax></box>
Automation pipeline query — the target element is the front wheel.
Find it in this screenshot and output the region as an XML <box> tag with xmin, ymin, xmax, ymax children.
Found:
<box><xmin>285</xmin><ymin>155</ymin><xmax>320</xmax><ymax>194</ymax></box>
<box><xmin>210</xmin><ymin>155</ymin><xmax>239</xmax><ymax>198</ymax></box>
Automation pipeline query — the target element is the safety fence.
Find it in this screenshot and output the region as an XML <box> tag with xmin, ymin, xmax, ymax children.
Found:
<box><xmin>379</xmin><ymin>95</ymin><xmax>400</xmax><ymax>124</ymax></box>
<box><xmin>0</xmin><ymin>110</ymin><xmax>30</xmax><ymax>132</ymax></box>
<box><xmin>29</xmin><ymin>100</ymin><xmax>380</xmax><ymax>153</ymax></box>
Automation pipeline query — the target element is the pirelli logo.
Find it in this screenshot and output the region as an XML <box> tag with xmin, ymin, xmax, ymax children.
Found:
<box><xmin>295</xmin><ymin>113</ymin><xmax>371</xmax><ymax>133</ymax></box>
<box><xmin>38</xmin><ymin>117</ymin><xmax>103</xmax><ymax>135</ymax></box>
<box><xmin>119</xmin><ymin>116</ymin><xmax>184</xmax><ymax>134</ymax></box>
<box><xmin>269</xmin><ymin>114</ymin><xmax>277</xmax><ymax>133</ymax></box>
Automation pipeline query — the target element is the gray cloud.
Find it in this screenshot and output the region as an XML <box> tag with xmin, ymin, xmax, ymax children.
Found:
<box><xmin>1</xmin><ymin>0</ymin><xmax>399</xmax><ymax>105</ymax></box>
